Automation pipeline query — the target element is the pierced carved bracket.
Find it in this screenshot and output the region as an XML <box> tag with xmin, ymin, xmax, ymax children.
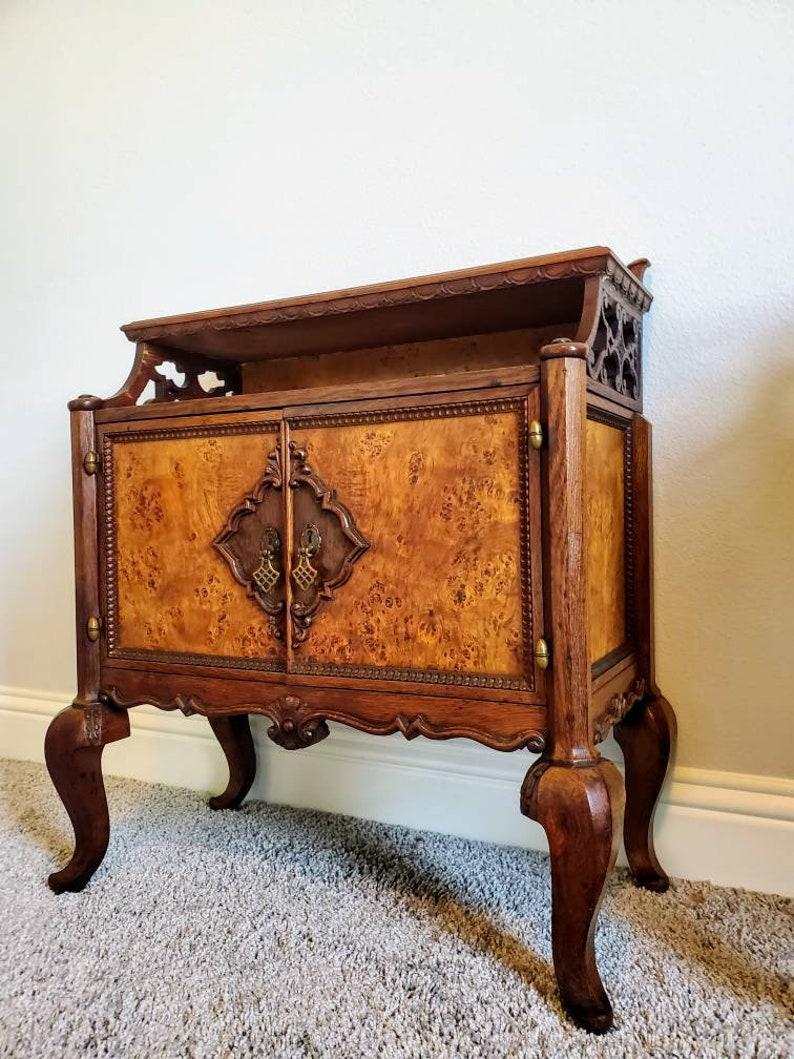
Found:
<box><xmin>214</xmin><ymin>446</ymin><xmax>286</xmax><ymax>638</ymax></box>
<box><xmin>586</xmin><ymin>284</ymin><xmax>642</xmax><ymax>404</ymax></box>
<box><xmin>288</xmin><ymin>442</ymin><xmax>370</xmax><ymax>646</ymax></box>
<box><xmin>68</xmin><ymin>342</ymin><xmax>241</xmax><ymax>411</ymax></box>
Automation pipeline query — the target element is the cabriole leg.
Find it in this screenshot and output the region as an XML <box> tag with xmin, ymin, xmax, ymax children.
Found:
<box><xmin>45</xmin><ymin>702</ymin><xmax>130</xmax><ymax>894</ymax></box>
<box><xmin>208</xmin><ymin>713</ymin><xmax>257</xmax><ymax>810</ymax></box>
<box><xmin>521</xmin><ymin>757</ymin><xmax>625</xmax><ymax>1034</ymax></box>
<box><xmin>614</xmin><ymin>692</ymin><xmax>676</xmax><ymax>892</ymax></box>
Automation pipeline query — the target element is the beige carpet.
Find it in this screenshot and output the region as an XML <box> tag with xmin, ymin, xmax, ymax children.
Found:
<box><xmin>0</xmin><ymin>758</ymin><xmax>791</xmax><ymax>1058</ymax></box>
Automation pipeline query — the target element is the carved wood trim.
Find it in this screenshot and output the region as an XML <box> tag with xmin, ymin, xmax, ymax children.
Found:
<box><xmin>627</xmin><ymin>258</ymin><xmax>651</xmax><ymax>283</ymax></box>
<box><xmin>586</xmin><ymin>406</ymin><xmax>636</xmax><ymax>673</ymax></box>
<box><xmin>105</xmin><ymin>647</ymin><xmax>287</xmax><ymax>673</ymax></box>
<box><xmin>288</xmin><ymin>660</ymin><xmax>532</xmax><ymax>691</ymax></box>
<box><xmin>263</xmin><ymin>695</ymin><xmax>331</xmax><ymax>750</ymax></box>
<box><xmin>101</xmin><ymin>685</ymin><xmax>546</xmax><ymax>753</ymax></box>
<box><xmin>69</xmin><ymin>342</ymin><xmax>241</xmax><ymax>412</ymax></box>
<box><xmin>289</xmin><ymin>394</ymin><xmax>528</xmax><ymax>430</ymax></box>
<box><xmin>585</xmin><ymin>281</ymin><xmax>643</xmax><ymax>409</ymax></box>
<box><xmin>83</xmin><ymin>703</ymin><xmax>104</xmax><ymax>746</ymax></box>
<box><xmin>122</xmin><ymin>252</ymin><xmax>651</xmax><ymax>344</ymax></box>
<box><xmin>101</xmin><ymin>419</ymin><xmax>283</xmax><ymax>668</ymax></box>
<box><xmin>289</xmin><ymin>394</ymin><xmax>536</xmax><ymax>692</ymax></box>
<box><xmin>592</xmin><ymin>679</ymin><xmax>646</xmax><ymax>743</ymax></box>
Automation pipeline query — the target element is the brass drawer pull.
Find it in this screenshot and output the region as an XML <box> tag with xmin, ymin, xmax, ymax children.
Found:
<box><xmin>292</xmin><ymin>523</ymin><xmax>321</xmax><ymax>591</ymax></box>
<box><xmin>251</xmin><ymin>527</ymin><xmax>281</xmax><ymax>596</ymax></box>
<box><xmin>86</xmin><ymin>616</ymin><xmax>102</xmax><ymax>642</ymax></box>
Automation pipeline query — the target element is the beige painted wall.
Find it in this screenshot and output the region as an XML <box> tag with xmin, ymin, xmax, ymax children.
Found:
<box><xmin>1</xmin><ymin>0</ymin><xmax>792</xmax><ymax>779</ymax></box>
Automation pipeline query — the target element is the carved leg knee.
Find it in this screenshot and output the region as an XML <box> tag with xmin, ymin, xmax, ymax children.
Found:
<box><xmin>521</xmin><ymin>757</ymin><xmax>624</xmax><ymax>1034</ymax></box>
<box><xmin>207</xmin><ymin>714</ymin><xmax>257</xmax><ymax>810</ymax></box>
<box><xmin>615</xmin><ymin>692</ymin><xmax>677</xmax><ymax>892</ymax></box>
<box><xmin>45</xmin><ymin>702</ymin><xmax>130</xmax><ymax>894</ymax></box>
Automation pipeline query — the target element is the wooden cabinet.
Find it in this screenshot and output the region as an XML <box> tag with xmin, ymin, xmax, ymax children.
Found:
<box><xmin>47</xmin><ymin>246</ymin><xmax>676</xmax><ymax>1033</ymax></box>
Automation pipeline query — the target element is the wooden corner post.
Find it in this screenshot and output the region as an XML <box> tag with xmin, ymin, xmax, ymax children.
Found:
<box><xmin>520</xmin><ymin>339</ymin><xmax>625</xmax><ymax>1034</ymax></box>
<box><xmin>44</xmin><ymin>399</ymin><xmax>129</xmax><ymax>895</ymax></box>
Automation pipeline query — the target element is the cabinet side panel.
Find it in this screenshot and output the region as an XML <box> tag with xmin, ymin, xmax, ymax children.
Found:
<box><xmin>585</xmin><ymin>418</ymin><xmax>626</xmax><ymax>663</ymax></box>
<box><xmin>109</xmin><ymin>429</ymin><xmax>282</xmax><ymax>662</ymax></box>
<box><xmin>291</xmin><ymin>407</ymin><xmax>527</xmax><ymax>682</ymax></box>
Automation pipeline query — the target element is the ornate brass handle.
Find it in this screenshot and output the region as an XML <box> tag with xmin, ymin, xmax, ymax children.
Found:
<box><xmin>251</xmin><ymin>527</ymin><xmax>281</xmax><ymax>596</ymax></box>
<box><xmin>292</xmin><ymin>523</ymin><xmax>321</xmax><ymax>591</ymax></box>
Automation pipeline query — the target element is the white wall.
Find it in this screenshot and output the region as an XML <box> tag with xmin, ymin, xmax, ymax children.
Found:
<box><xmin>1</xmin><ymin>1</ymin><xmax>792</xmax><ymax>798</ymax></box>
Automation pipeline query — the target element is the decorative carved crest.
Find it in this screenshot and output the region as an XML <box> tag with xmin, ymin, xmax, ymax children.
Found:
<box><xmin>266</xmin><ymin>695</ymin><xmax>330</xmax><ymax>750</ymax></box>
<box><xmin>213</xmin><ymin>443</ymin><xmax>368</xmax><ymax>645</ymax></box>
<box><xmin>586</xmin><ymin>285</ymin><xmax>641</xmax><ymax>404</ymax></box>
<box><xmin>214</xmin><ymin>446</ymin><xmax>286</xmax><ymax>638</ymax></box>
<box><xmin>288</xmin><ymin>442</ymin><xmax>370</xmax><ymax>646</ymax></box>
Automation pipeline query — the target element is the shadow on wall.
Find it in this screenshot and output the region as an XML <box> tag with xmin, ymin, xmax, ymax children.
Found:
<box><xmin>653</xmin><ymin>343</ymin><xmax>794</xmax><ymax>777</ymax></box>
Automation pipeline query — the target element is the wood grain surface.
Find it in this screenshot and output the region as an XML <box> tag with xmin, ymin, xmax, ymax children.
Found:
<box><xmin>585</xmin><ymin>418</ymin><xmax>626</xmax><ymax>663</ymax></box>
<box><xmin>290</xmin><ymin>407</ymin><xmax>527</xmax><ymax>680</ymax></box>
<box><xmin>242</xmin><ymin>326</ymin><xmax>564</xmax><ymax>393</ymax></box>
<box><xmin>112</xmin><ymin>429</ymin><xmax>283</xmax><ymax>660</ymax></box>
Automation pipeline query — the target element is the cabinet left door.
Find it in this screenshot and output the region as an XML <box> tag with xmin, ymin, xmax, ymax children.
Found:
<box><xmin>97</xmin><ymin>411</ymin><xmax>287</xmax><ymax>672</ymax></box>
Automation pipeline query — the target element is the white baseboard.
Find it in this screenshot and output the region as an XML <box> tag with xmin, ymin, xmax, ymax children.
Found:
<box><xmin>2</xmin><ymin>685</ymin><xmax>792</xmax><ymax>897</ymax></box>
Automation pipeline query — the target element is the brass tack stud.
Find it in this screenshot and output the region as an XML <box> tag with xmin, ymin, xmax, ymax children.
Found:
<box><xmin>534</xmin><ymin>638</ymin><xmax>550</xmax><ymax>670</ymax></box>
<box><xmin>86</xmin><ymin>616</ymin><xmax>102</xmax><ymax>643</ymax></box>
<box><xmin>528</xmin><ymin>420</ymin><xmax>544</xmax><ymax>450</ymax></box>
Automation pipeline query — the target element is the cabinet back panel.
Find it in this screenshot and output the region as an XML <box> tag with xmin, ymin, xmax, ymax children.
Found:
<box><xmin>585</xmin><ymin>418</ymin><xmax>627</xmax><ymax>663</ymax></box>
<box><xmin>290</xmin><ymin>405</ymin><xmax>529</xmax><ymax>683</ymax></box>
<box><xmin>242</xmin><ymin>326</ymin><xmax>568</xmax><ymax>394</ymax></box>
<box><xmin>108</xmin><ymin>427</ymin><xmax>283</xmax><ymax>664</ymax></box>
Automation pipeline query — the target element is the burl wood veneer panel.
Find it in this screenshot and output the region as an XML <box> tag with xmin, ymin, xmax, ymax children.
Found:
<box><xmin>290</xmin><ymin>406</ymin><xmax>527</xmax><ymax>681</ymax></box>
<box><xmin>586</xmin><ymin>418</ymin><xmax>626</xmax><ymax>663</ymax></box>
<box><xmin>110</xmin><ymin>428</ymin><xmax>282</xmax><ymax>662</ymax></box>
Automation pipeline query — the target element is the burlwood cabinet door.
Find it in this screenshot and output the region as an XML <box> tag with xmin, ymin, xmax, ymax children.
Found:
<box><xmin>285</xmin><ymin>387</ymin><xmax>544</xmax><ymax>697</ymax></box>
<box><xmin>98</xmin><ymin>412</ymin><xmax>287</xmax><ymax>673</ymax></box>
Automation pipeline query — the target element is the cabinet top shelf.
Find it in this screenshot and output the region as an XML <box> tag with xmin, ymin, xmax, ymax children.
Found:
<box><xmin>120</xmin><ymin>246</ymin><xmax>651</xmax><ymax>363</ymax></box>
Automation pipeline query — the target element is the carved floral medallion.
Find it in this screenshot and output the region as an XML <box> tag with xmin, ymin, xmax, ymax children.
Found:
<box><xmin>214</xmin><ymin>442</ymin><xmax>369</xmax><ymax>645</ymax></box>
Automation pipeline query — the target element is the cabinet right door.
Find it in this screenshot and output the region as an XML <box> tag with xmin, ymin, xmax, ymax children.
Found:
<box><xmin>284</xmin><ymin>386</ymin><xmax>545</xmax><ymax>699</ymax></box>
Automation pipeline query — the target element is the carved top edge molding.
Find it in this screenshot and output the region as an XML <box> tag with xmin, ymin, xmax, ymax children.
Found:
<box><xmin>121</xmin><ymin>250</ymin><xmax>651</xmax><ymax>343</ymax></box>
